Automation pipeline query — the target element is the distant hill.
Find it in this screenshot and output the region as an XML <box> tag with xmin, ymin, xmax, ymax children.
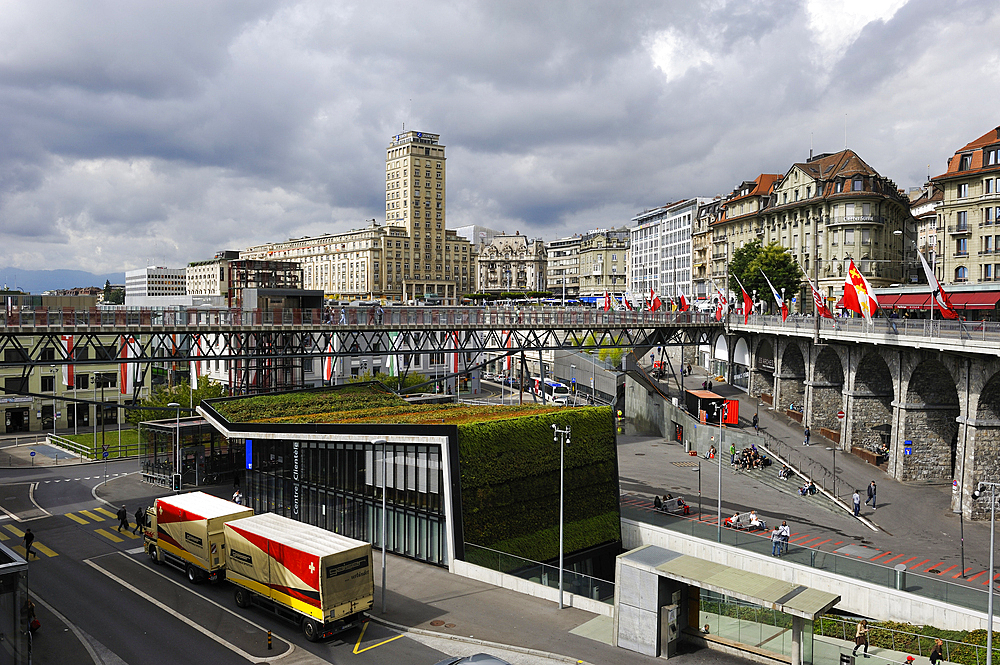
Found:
<box><xmin>0</xmin><ymin>268</ymin><xmax>124</xmax><ymax>294</ymax></box>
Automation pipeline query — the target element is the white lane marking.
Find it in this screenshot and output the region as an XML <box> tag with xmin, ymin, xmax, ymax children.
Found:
<box><xmin>30</xmin><ymin>593</ymin><xmax>105</xmax><ymax>665</ymax></box>
<box><xmin>28</xmin><ymin>482</ymin><xmax>52</xmax><ymax>517</ymax></box>
<box><xmin>125</xmin><ymin>546</ymin><xmax>144</xmax><ymax>555</ymax></box>
<box><xmin>85</xmin><ymin>553</ymin><xmax>297</xmax><ymax>663</ymax></box>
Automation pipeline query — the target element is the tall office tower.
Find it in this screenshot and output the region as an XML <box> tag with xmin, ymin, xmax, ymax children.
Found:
<box><xmin>385</xmin><ymin>131</ymin><xmax>446</xmax><ymax>234</ymax></box>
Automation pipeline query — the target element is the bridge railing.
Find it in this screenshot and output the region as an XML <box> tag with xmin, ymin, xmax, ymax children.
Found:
<box><xmin>732</xmin><ymin>314</ymin><xmax>1000</xmax><ymax>343</ymax></box>
<box><xmin>0</xmin><ymin>306</ymin><xmax>721</xmax><ymax>330</ymax></box>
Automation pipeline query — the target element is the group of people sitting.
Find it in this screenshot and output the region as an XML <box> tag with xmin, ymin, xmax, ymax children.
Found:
<box><xmin>798</xmin><ymin>480</ymin><xmax>818</xmax><ymax>496</ymax></box>
<box><xmin>653</xmin><ymin>493</ymin><xmax>690</xmax><ymax>515</ymax></box>
<box><xmin>735</xmin><ymin>445</ymin><xmax>770</xmax><ymax>471</ymax></box>
<box><xmin>777</xmin><ymin>465</ymin><xmax>792</xmax><ymax>479</ymax></box>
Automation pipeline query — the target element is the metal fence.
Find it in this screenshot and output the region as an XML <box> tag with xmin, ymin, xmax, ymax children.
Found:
<box><xmin>816</xmin><ymin>615</ymin><xmax>996</xmax><ymax>665</ymax></box>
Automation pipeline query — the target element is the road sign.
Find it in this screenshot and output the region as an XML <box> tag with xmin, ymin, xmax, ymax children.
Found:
<box><xmin>102</xmin><ymin>443</ymin><xmax>109</xmax><ymax>453</ymax></box>
<box><xmin>836</xmin><ymin>410</ymin><xmax>845</xmax><ymax>421</ymax></box>
<box><xmin>904</xmin><ymin>440</ymin><xmax>913</xmax><ymax>456</ymax></box>
<box><xmin>102</xmin><ymin>452</ymin><xmax>109</xmax><ymax>459</ymax></box>
<box><xmin>571</xmin><ymin>378</ymin><xmax>576</xmax><ymax>383</ymax></box>
<box><xmin>29</xmin><ymin>451</ymin><xmax>35</xmax><ymax>457</ymax></box>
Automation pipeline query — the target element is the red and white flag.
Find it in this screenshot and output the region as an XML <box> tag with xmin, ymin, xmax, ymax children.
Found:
<box><xmin>119</xmin><ymin>336</ymin><xmax>141</xmax><ymax>395</ymax></box>
<box><xmin>806</xmin><ymin>275</ymin><xmax>834</xmax><ymax>319</ymax></box>
<box><xmin>843</xmin><ymin>259</ymin><xmax>879</xmax><ymax>324</ymax></box>
<box><xmin>603</xmin><ymin>291</ymin><xmax>611</xmax><ymax>312</ymax></box>
<box><xmin>713</xmin><ymin>283</ymin><xmax>728</xmax><ymax>322</ymax></box>
<box><xmin>678</xmin><ymin>293</ymin><xmax>690</xmax><ymax>313</ymax></box>
<box><xmin>917</xmin><ymin>250</ymin><xmax>959</xmax><ymax>320</ymax></box>
<box><xmin>649</xmin><ymin>288</ymin><xmax>662</xmax><ymax>312</ymax></box>
<box><xmin>323</xmin><ymin>337</ymin><xmax>334</xmax><ymax>382</ymax></box>
<box><xmin>61</xmin><ymin>335</ymin><xmax>75</xmax><ymax>388</ymax></box>
<box><xmin>732</xmin><ymin>274</ymin><xmax>753</xmax><ymax>324</ymax></box>
<box><xmin>761</xmin><ymin>270</ymin><xmax>788</xmax><ymax>322</ymax></box>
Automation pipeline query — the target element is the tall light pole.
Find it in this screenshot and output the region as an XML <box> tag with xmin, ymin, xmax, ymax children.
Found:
<box><xmin>168</xmin><ymin>402</ymin><xmax>181</xmax><ymax>492</ymax></box>
<box><xmin>826</xmin><ymin>446</ymin><xmax>837</xmax><ymax>499</ymax></box>
<box><xmin>972</xmin><ymin>480</ymin><xmax>1000</xmax><ymax>665</ymax></box>
<box><xmin>713</xmin><ymin>401</ymin><xmax>725</xmax><ymax>541</ymax></box>
<box><xmin>372</xmin><ymin>438</ymin><xmax>388</xmax><ymax>614</ymax></box>
<box><xmin>552</xmin><ymin>423</ymin><xmax>571</xmax><ymax>609</ymax></box>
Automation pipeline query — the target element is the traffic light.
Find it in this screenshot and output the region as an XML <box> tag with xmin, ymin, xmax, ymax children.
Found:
<box><xmin>172</xmin><ymin>473</ymin><xmax>182</xmax><ymax>491</ymax></box>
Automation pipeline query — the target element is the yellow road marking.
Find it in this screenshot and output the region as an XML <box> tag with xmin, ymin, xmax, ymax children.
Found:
<box><xmin>80</xmin><ymin>510</ymin><xmax>104</xmax><ymax>522</ymax></box>
<box><xmin>96</xmin><ymin>529</ymin><xmax>124</xmax><ymax>543</ymax></box>
<box><xmin>33</xmin><ymin>543</ymin><xmax>57</xmax><ymax>558</ymax></box>
<box><xmin>94</xmin><ymin>507</ymin><xmax>117</xmax><ymax>518</ymax></box>
<box><xmin>353</xmin><ymin>621</ymin><xmax>403</xmax><ymax>654</ymax></box>
<box><xmin>3</xmin><ymin>524</ymin><xmax>24</xmax><ymax>537</ymax></box>
<box><xmin>66</xmin><ymin>513</ymin><xmax>89</xmax><ymax>524</ymax></box>
<box><xmin>120</xmin><ymin>530</ymin><xmax>140</xmax><ymax>540</ymax></box>
<box><xmin>0</xmin><ymin>530</ymin><xmax>8</xmax><ymax>540</ymax></box>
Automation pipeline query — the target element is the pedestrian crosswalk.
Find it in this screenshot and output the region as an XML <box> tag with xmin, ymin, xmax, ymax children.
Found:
<box><xmin>0</xmin><ymin>524</ymin><xmax>58</xmax><ymax>558</ymax></box>
<box><xmin>65</xmin><ymin>507</ymin><xmax>142</xmax><ymax>542</ymax></box>
<box><xmin>37</xmin><ymin>473</ymin><xmax>127</xmax><ymax>484</ymax></box>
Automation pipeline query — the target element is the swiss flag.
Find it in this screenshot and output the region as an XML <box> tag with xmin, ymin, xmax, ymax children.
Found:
<box><xmin>741</xmin><ymin>288</ymin><xmax>752</xmax><ymax>324</ymax></box>
<box><xmin>603</xmin><ymin>291</ymin><xmax>611</xmax><ymax>312</ymax></box>
<box><xmin>678</xmin><ymin>293</ymin><xmax>689</xmax><ymax>313</ymax></box>
<box><xmin>649</xmin><ymin>288</ymin><xmax>662</xmax><ymax>312</ymax></box>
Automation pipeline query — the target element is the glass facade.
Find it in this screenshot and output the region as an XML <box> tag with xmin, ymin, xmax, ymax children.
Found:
<box><xmin>140</xmin><ymin>418</ymin><xmax>237</xmax><ymax>487</ymax></box>
<box><xmin>241</xmin><ymin>437</ymin><xmax>449</xmax><ymax>567</ymax></box>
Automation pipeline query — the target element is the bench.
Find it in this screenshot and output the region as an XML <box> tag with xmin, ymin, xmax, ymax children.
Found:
<box><xmin>851</xmin><ymin>447</ymin><xmax>886</xmax><ymax>466</ymax></box>
<box><xmin>656</xmin><ymin>497</ymin><xmax>690</xmax><ymax>516</ymax></box>
<box><xmin>723</xmin><ymin>511</ymin><xmax>767</xmax><ymax>532</ymax></box>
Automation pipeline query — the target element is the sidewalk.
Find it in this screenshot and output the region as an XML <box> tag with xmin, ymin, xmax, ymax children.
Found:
<box><xmin>642</xmin><ymin>362</ymin><xmax>996</xmax><ymax>591</ymax></box>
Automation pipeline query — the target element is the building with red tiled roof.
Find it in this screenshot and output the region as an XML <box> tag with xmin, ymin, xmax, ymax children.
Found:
<box><xmin>930</xmin><ymin>126</ymin><xmax>1000</xmax><ymax>285</ymax></box>
<box><xmin>710</xmin><ymin>174</ymin><xmax>783</xmax><ymax>281</ymax></box>
<box><xmin>751</xmin><ymin>149</ymin><xmax>911</xmax><ymax>310</ymax></box>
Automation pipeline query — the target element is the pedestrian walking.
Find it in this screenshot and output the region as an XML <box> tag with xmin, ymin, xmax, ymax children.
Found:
<box><xmin>708</xmin><ymin>381</ymin><xmax>713</xmax><ymax>390</ymax></box>
<box><xmin>377</xmin><ymin>305</ymin><xmax>384</xmax><ymax>324</ymax></box>
<box><xmin>865</xmin><ymin>481</ymin><xmax>877</xmax><ymax>511</ymax></box>
<box><xmin>803</xmin><ymin>426</ymin><xmax>811</xmax><ymax>446</ymax></box>
<box><xmin>779</xmin><ymin>521</ymin><xmax>790</xmax><ymax>554</ymax></box>
<box><xmin>117</xmin><ymin>505</ymin><xmax>129</xmax><ymax>532</ymax></box>
<box><xmin>702</xmin><ymin>380</ymin><xmax>708</xmax><ymax>390</ymax></box>
<box><xmin>22</xmin><ymin>528</ymin><xmax>36</xmax><ymax>559</ymax></box>
<box><xmin>729</xmin><ymin>442</ymin><xmax>737</xmax><ymax>466</ymax></box>
<box><xmin>852</xmin><ymin>619</ymin><xmax>870</xmax><ymax>658</ymax></box>
<box><xmin>770</xmin><ymin>526</ymin><xmax>782</xmax><ymax>556</ymax></box>
<box><xmin>853</xmin><ymin>490</ymin><xmax>861</xmax><ymax>516</ymax></box>
<box><xmin>339</xmin><ymin>307</ymin><xmax>346</xmax><ymax>325</ymax></box>
<box><xmin>233</xmin><ymin>489</ymin><xmax>243</xmax><ymax>505</ymax></box>
<box><xmin>133</xmin><ymin>506</ymin><xmax>145</xmax><ymax>534</ymax></box>
<box><xmin>929</xmin><ymin>640</ymin><xmax>944</xmax><ymax>665</ymax></box>
<box><xmin>752</xmin><ymin>412</ymin><xmax>759</xmax><ymax>433</ymax></box>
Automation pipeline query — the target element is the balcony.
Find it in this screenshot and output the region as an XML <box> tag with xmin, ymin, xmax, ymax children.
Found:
<box><xmin>954</xmin><ymin>251</ymin><xmax>969</xmax><ymax>257</ymax></box>
<box><xmin>948</xmin><ymin>224</ymin><xmax>970</xmax><ymax>235</ymax></box>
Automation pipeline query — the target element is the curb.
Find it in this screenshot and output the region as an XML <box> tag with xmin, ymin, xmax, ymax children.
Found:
<box><xmin>365</xmin><ymin>614</ymin><xmax>593</xmax><ymax>665</ymax></box>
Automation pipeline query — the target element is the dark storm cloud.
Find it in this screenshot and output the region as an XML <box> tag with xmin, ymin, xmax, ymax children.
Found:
<box><xmin>0</xmin><ymin>0</ymin><xmax>998</xmax><ymax>272</ymax></box>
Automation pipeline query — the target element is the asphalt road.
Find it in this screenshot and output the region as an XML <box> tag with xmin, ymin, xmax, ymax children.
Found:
<box><xmin>2</xmin><ymin>458</ymin><xmax>596</xmax><ymax>665</ymax></box>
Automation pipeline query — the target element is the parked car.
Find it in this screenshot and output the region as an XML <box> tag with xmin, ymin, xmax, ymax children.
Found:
<box><xmin>502</xmin><ymin>376</ymin><xmax>520</xmax><ymax>388</ymax></box>
<box><xmin>433</xmin><ymin>654</ymin><xmax>513</xmax><ymax>665</ymax></box>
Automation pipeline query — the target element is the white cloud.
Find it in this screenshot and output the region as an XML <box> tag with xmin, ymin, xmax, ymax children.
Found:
<box><xmin>805</xmin><ymin>0</ymin><xmax>908</xmax><ymax>64</ymax></box>
<box><xmin>647</xmin><ymin>28</ymin><xmax>715</xmax><ymax>83</ymax></box>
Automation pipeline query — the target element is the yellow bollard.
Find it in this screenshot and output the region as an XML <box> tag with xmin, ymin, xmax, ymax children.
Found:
<box><xmin>267</xmin><ymin>630</ymin><xmax>272</xmax><ymax>650</ymax></box>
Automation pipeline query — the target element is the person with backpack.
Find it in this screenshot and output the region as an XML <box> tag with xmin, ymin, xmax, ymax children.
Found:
<box><xmin>116</xmin><ymin>505</ymin><xmax>129</xmax><ymax>532</ymax></box>
<box><xmin>803</xmin><ymin>426</ymin><xmax>811</xmax><ymax>446</ymax></box>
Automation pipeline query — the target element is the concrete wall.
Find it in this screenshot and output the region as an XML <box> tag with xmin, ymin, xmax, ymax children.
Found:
<box><xmin>621</xmin><ymin>519</ymin><xmax>990</xmax><ymax>631</ymax></box>
<box><xmin>451</xmin><ymin>559</ymin><xmax>613</xmax><ymax>617</ymax></box>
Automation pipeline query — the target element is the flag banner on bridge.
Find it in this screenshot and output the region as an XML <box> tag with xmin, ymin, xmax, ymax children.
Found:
<box><xmin>731</xmin><ymin>273</ymin><xmax>752</xmax><ymax>324</ymax></box>
<box><xmin>323</xmin><ymin>337</ymin><xmax>334</xmax><ymax>382</ymax></box>
<box><xmin>760</xmin><ymin>270</ymin><xmax>788</xmax><ymax>322</ymax></box>
<box><xmin>678</xmin><ymin>292</ymin><xmax>690</xmax><ymax>312</ymax></box>
<box><xmin>190</xmin><ymin>334</ymin><xmax>201</xmax><ymax>391</ymax></box>
<box><xmin>805</xmin><ymin>274</ymin><xmax>834</xmax><ymax>319</ymax></box>
<box><xmin>917</xmin><ymin>249</ymin><xmax>959</xmax><ymax>320</ymax></box>
<box><xmin>649</xmin><ymin>288</ymin><xmax>662</xmax><ymax>313</ymax></box>
<box><xmin>119</xmin><ymin>336</ymin><xmax>142</xmax><ymax>395</ymax></box>
<box><xmin>844</xmin><ymin>259</ymin><xmax>879</xmax><ymax>324</ymax></box>
<box><xmin>61</xmin><ymin>334</ymin><xmax>75</xmax><ymax>388</ymax></box>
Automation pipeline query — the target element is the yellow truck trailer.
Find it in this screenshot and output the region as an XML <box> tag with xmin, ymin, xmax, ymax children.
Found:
<box><xmin>143</xmin><ymin>491</ymin><xmax>253</xmax><ymax>583</ymax></box>
<box><xmin>224</xmin><ymin>513</ymin><xmax>374</xmax><ymax>641</ymax></box>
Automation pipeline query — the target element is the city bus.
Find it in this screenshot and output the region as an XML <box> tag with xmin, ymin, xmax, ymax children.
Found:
<box><xmin>531</xmin><ymin>377</ymin><xmax>571</xmax><ymax>404</ymax></box>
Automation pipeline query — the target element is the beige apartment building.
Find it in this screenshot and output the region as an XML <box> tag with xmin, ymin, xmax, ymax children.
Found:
<box><xmin>577</xmin><ymin>228</ymin><xmax>629</xmax><ymax>298</ymax></box>
<box><xmin>545</xmin><ymin>235</ymin><xmax>581</xmax><ymax>300</ymax></box>
<box><xmin>931</xmin><ymin>126</ymin><xmax>1000</xmax><ymax>285</ymax></box>
<box><xmin>694</xmin><ymin>198</ymin><xmax>723</xmax><ymax>300</ymax></box>
<box><xmin>711</xmin><ymin>174</ymin><xmax>782</xmax><ymax>280</ymax></box>
<box><xmin>242</xmin><ymin>132</ymin><xmax>473</xmax><ymax>304</ymax></box>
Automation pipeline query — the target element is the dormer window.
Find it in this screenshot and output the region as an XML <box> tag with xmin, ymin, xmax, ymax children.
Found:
<box><xmin>959</xmin><ymin>154</ymin><xmax>972</xmax><ymax>171</ymax></box>
<box><xmin>852</xmin><ymin>178</ymin><xmax>863</xmax><ymax>191</ymax></box>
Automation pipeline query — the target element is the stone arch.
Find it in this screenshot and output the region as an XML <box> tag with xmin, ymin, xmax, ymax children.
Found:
<box><xmin>732</xmin><ymin>336</ymin><xmax>751</xmax><ymax>390</ymax></box>
<box><xmin>751</xmin><ymin>338</ymin><xmax>775</xmax><ymax>401</ymax></box>
<box><xmin>898</xmin><ymin>359</ymin><xmax>959</xmax><ymax>481</ymax></box>
<box><xmin>777</xmin><ymin>340</ymin><xmax>806</xmax><ymax>413</ymax></box>
<box><xmin>809</xmin><ymin>346</ymin><xmax>845</xmax><ymax>433</ymax></box>
<box><xmin>850</xmin><ymin>351</ymin><xmax>894</xmax><ymax>454</ymax></box>
<box><xmin>970</xmin><ymin>371</ymin><xmax>1000</xmax><ymax>518</ymax></box>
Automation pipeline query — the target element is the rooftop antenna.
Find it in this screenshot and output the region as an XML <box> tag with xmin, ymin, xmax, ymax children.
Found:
<box><xmin>810</xmin><ymin>132</ymin><xmax>814</xmax><ymax>160</ymax></box>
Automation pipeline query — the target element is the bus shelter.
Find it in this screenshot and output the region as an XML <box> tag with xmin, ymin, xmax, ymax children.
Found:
<box><xmin>614</xmin><ymin>545</ymin><xmax>840</xmax><ymax>663</ymax></box>
<box><xmin>140</xmin><ymin>417</ymin><xmax>238</xmax><ymax>488</ymax></box>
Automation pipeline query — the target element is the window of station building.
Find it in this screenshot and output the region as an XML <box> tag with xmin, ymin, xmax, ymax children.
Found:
<box><xmin>846</xmin><ymin>229</ymin><xmax>856</xmax><ymax>244</ymax></box>
<box><xmin>958</xmin><ymin>183</ymin><xmax>969</xmax><ymax>198</ymax></box>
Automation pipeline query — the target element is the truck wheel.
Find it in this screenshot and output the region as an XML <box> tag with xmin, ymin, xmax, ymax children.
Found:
<box><xmin>234</xmin><ymin>588</ymin><xmax>251</xmax><ymax>608</ymax></box>
<box><xmin>186</xmin><ymin>564</ymin><xmax>200</xmax><ymax>584</ymax></box>
<box><xmin>302</xmin><ymin>618</ymin><xmax>321</xmax><ymax>642</ymax></box>
<box><xmin>147</xmin><ymin>545</ymin><xmax>159</xmax><ymax>563</ymax></box>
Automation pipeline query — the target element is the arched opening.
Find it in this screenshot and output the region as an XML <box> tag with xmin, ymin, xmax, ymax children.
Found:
<box><xmin>732</xmin><ymin>337</ymin><xmax>750</xmax><ymax>391</ymax></box>
<box><xmin>971</xmin><ymin>373</ymin><xmax>1000</xmax><ymax>518</ymax></box>
<box><xmin>712</xmin><ymin>335</ymin><xmax>729</xmax><ymax>381</ymax></box>
<box><xmin>778</xmin><ymin>342</ymin><xmax>806</xmax><ymax>413</ymax></box>
<box><xmin>900</xmin><ymin>361</ymin><xmax>959</xmax><ymax>481</ymax></box>
<box><xmin>852</xmin><ymin>352</ymin><xmax>894</xmax><ymax>454</ymax></box>
<box><xmin>811</xmin><ymin>347</ymin><xmax>844</xmax><ymax>433</ymax></box>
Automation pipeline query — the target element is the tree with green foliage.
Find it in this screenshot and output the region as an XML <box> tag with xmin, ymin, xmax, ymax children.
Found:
<box><xmin>126</xmin><ymin>379</ymin><xmax>226</xmax><ymax>424</ymax></box>
<box><xmin>741</xmin><ymin>243</ymin><xmax>804</xmax><ymax>313</ymax></box>
<box><xmin>728</xmin><ymin>239</ymin><xmax>762</xmax><ymax>295</ymax></box>
<box><xmin>102</xmin><ymin>279</ymin><xmax>124</xmax><ymax>305</ymax></box>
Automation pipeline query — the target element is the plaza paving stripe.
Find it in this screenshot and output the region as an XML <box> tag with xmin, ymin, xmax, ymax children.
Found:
<box><xmin>66</xmin><ymin>513</ymin><xmax>89</xmax><ymax>524</ymax></box>
<box><xmin>96</xmin><ymin>529</ymin><xmax>124</xmax><ymax>543</ymax></box>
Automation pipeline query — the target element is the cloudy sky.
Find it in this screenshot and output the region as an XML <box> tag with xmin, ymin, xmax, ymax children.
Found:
<box><xmin>1</xmin><ymin>0</ymin><xmax>999</xmax><ymax>275</ymax></box>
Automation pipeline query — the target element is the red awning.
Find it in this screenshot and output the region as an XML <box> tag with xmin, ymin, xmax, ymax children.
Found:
<box><xmin>947</xmin><ymin>292</ymin><xmax>1000</xmax><ymax>309</ymax></box>
<box><xmin>890</xmin><ymin>294</ymin><xmax>933</xmax><ymax>310</ymax></box>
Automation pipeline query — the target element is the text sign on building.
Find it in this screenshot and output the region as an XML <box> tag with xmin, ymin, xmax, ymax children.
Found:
<box><xmin>904</xmin><ymin>440</ymin><xmax>912</xmax><ymax>456</ymax></box>
<box><xmin>246</xmin><ymin>439</ymin><xmax>253</xmax><ymax>469</ymax></box>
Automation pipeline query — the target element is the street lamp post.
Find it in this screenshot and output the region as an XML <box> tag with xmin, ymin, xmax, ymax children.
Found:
<box><xmin>972</xmin><ymin>481</ymin><xmax>1000</xmax><ymax>665</ymax></box>
<box><xmin>713</xmin><ymin>401</ymin><xmax>725</xmax><ymax>541</ymax></box>
<box><xmin>168</xmin><ymin>402</ymin><xmax>181</xmax><ymax>492</ymax></box>
<box><xmin>826</xmin><ymin>446</ymin><xmax>837</xmax><ymax>500</ymax></box>
<box><xmin>552</xmin><ymin>423</ymin><xmax>571</xmax><ymax>609</ymax></box>
<box><xmin>372</xmin><ymin>438</ymin><xmax>388</xmax><ymax>614</ymax></box>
